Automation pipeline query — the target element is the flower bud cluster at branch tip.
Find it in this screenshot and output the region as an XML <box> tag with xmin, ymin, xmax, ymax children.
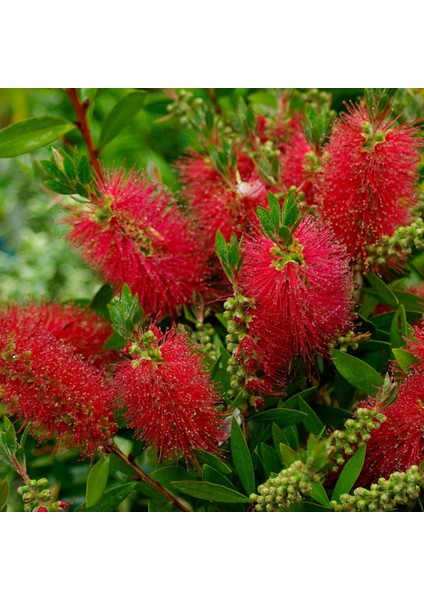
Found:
<box><xmin>366</xmin><ymin>217</ymin><xmax>424</xmax><ymax>267</ymax></box>
<box><xmin>223</xmin><ymin>295</ymin><xmax>257</xmax><ymax>405</ymax></box>
<box><xmin>328</xmin><ymin>330</ymin><xmax>371</xmax><ymax>352</ymax></box>
<box><xmin>191</xmin><ymin>321</ymin><xmax>218</xmax><ymax>363</ymax></box>
<box><xmin>330</xmin><ymin>465</ymin><xmax>423</xmax><ymax>511</ymax></box>
<box><xmin>330</xmin><ymin>408</ymin><xmax>386</xmax><ymax>467</ymax></box>
<box><xmin>17</xmin><ymin>477</ymin><xmax>70</xmax><ymax>512</ymax></box>
<box><xmin>250</xmin><ymin>460</ymin><xmax>321</xmax><ymax>511</ymax></box>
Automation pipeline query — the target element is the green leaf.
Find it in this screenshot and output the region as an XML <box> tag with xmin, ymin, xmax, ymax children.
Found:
<box><xmin>196</xmin><ymin>450</ymin><xmax>232</xmax><ymax>474</ymax></box>
<box><xmin>331</xmin><ymin>349</ymin><xmax>384</xmax><ymax>396</ymax></box>
<box><xmin>390</xmin><ymin>304</ymin><xmax>412</xmax><ymax>348</ymax></box>
<box><xmin>260</xmin><ymin>443</ymin><xmax>282</xmax><ymax>477</ymax></box>
<box><xmin>83</xmin><ymin>482</ymin><xmax>136</xmax><ymax>512</ymax></box>
<box><xmin>86</xmin><ymin>456</ymin><xmax>110</xmax><ymax>508</ymax></box>
<box><xmin>392</xmin><ymin>348</ymin><xmax>419</xmax><ymax>372</ymax></box>
<box><xmin>230</xmin><ymin>419</ymin><xmax>255</xmax><ymax>496</ymax></box>
<box><xmin>393</xmin><ymin>290</ymin><xmax>424</xmax><ymax>313</ymax></box>
<box><xmin>249</xmin><ymin>408</ymin><xmax>307</xmax><ymax>426</ymax></box>
<box><xmin>308</xmin><ymin>481</ymin><xmax>331</xmax><ymax>508</ymax></box>
<box><xmin>202</xmin><ymin>465</ymin><xmax>237</xmax><ymax>490</ymax></box>
<box><xmin>0</xmin><ymin>417</ymin><xmax>18</xmax><ymax>469</ymax></box>
<box><xmin>150</xmin><ymin>466</ymin><xmax>197</xmax><ymax>494</ymax></box>
<box><xmin>103</xmin><ymin>332</ymin><xmax>126</xmax><ymax>350</ymax></box>
<box><xmin>228</xmin><ymin>235</ymin><xmax>241</xmax><ymax>270</ymax></box>
<box><xmin>171</xmin><ymin>481</ymin><xmax>251</xmax><ymax>503</ymax></box>
<box><xmin>257</xmin><ymin>206</ymin><xmax>276</xmax><ymax>238</ymax></box>
<box><xmin>0</xmin><ymin>117</ymin><xmax>75</xmax><ymax>158</ymax></box>
<box><xmin>90</xmin><ymin>283</ymin><xmax>114</xmax><ymax>313</ymax></box>
<box><xmin>44</xmin><ymin>180</ymin><xmax>75</xmax><ymax>195</ymax></box>
<box><xmin>99</xmin><ymin>91</ymin><xmax>145</xmax><ymax>150</ymax></box>
<box><xmin>279</xmin><ymin>443</ymin><xmax>299</xmax><ymax>468</ymax></box>
<box><xmin>0</xmin><ymin>478</ymin><xmax>8</xmax><ymax>512</ymax></box>
<box><xmin>365</xmin><ymin>273</ymin><xmax>399</xmax><ymax>309</ymax></box>
<box><xmin>63</xmin><ymin>154</ymin><xmax>76</xmax><ymax>180</ymax></box>
<box><xmin>77</xmin><ymin>154</ymin><xmax>92</xmax><ymax>185</ymax></box>
<box><xmin>331</xmin><ymin>445</ymin><xmax>366</xmax><ymax>502</ymax></box>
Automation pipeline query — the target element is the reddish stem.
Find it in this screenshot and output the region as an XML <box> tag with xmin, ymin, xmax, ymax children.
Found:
<box><xmin>65</xmin><ymin>88</ymin><xmax>104</xmax><ymax>183</ymax></box>
<box><xmin>109</xmin><ymin>443</ymin><xmax>191</xmax><ymax>512</ymax></box>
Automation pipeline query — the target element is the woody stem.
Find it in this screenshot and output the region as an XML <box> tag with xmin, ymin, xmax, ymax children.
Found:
<box><xmin>109</xmin><ymin>443</ymin><xmax>192</xmax><ymax>512</ymax></box>
<box><xmin>65</xmin><ymin>88</ymin><xmax>104</xmax><ymax>183</ymax></box>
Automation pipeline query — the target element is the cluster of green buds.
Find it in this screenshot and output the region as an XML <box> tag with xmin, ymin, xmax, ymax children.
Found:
<box><xmin>328</xmin><ymin>330</ymin><xmax>371</xmax><ymax>352</ymax></box>
<box><xmin>250</xmin><ymin>434</ymin><xmax>334</xmax><ymax>511</ymax></box>
<box><xmin>366</xmin><ymin>217</ymin><xmax>424</xmax><ymax>267</ymax></box>
<box><xmin>330</xmin><ymin>465</ymin><xmax>423</xmax><ymax>511</ymax></box>
<box><xmin>17</xmin><ymin>478</ymin><xmax>69</xmax><ymax>512</ymax></box>
<box><xmin>191</xmin><ymin>321</ymin><xmax>218</xmax><ymax>363</ymax></box>
<box><xmin>166</xmin><ymin>89</ymin><xmax>223</xmax><ymax>141</ymax></box>
<box><xmin>330</xmin><ymin>407</ymin><xmax>386</xmax><ymax>467</ymax></box>
<box><xmin>250</xmin><ymin>460</ymin><xmax>321</xmax><ymax>511</ymax></box>
<box><xmin>361</xmin><ymin>121</ymin><xmax>386</xmax><ymax>152</ymax></box>
<box><xmin>223</xmin><ymin>294</ymin><xmax>255</xmax><ymax>401</ymax></box>
<box><xmin>128</xmin><ymin>329</ymin><xmax>162</xmax><ymax>367</ymax></box>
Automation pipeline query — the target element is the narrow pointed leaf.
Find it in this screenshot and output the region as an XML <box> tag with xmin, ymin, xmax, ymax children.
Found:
<box><xmin>171</xmin><ymin>481</ymin><xmax>251</xmax><ymax>503</ymax></box>
<box><xmin>331</xmin><ymin>445</ymin><xmax>367</xmax><ymax>502</ymax></box>
<box><xmin>331</xmin><ymin>350</ymin><xmax>384</xmax><ymax>395</ymax></box>
<box><xmin>0</xmin><ymin>117</ymin><xmax>75</xmax><ymax>157</ymax></box>
<box><xmin>86</xmin><ymin>456</ymin><xmax>110</xmax><ymax>508</ymax></box>
<box><xmin>99</xmin><ymin>91</ymin><xmax>145</xmax><ymax>150</ymax></box>
<box><xmin>230</xmin><ymin>418</ymin><xmax>255</xmax><ymax>496</ymax></box>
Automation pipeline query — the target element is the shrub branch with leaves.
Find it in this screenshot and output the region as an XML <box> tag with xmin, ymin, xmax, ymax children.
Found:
<box><xmin>0</xmin><ymin>87</ymin><xmax>423</xmax><ymax>512</ymax></box>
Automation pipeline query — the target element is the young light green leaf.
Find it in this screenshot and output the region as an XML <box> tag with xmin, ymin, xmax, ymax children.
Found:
<box><xmin>171</xmin><ymin>481</ymin><xmax>251</xmax><ymax>503</ymax></box>
<box><xmin>230</xmin><ymin>418</ymin><xmax>255</xmax><ymax>496</ymax></box>
<box><xmin>392</xmin><ymin>348</ymin><xmax>419</xmax><ymax>372</ymax></box>
<box><xmin>331</xmin><ymin>349</ymin><xmax>384</xmax><ymax>396</ymax></box>
<box><xmin>99</xmin><ymin>91</ymin><xmax>145</xmax><ymax>150</ymax></box>
<box><xmin>308</xmin><ymin>481</ymin><xmax>331</xmax><ymax>508</ymax></box>
<box><xmin>86</xmin><ymin>456</ymin><xmax>110</xmax><ymax>508</ymax></box>
<box><xmin>279</xmin><ymin>443</ymin><xmax>299</xmax><ymax>468</ymax></box>
<box><xmin>331</xmin><ymin>445</ymin><xmax>366</xmax><ymax>502</ymax></box>
<box><xmin>0</xmin><ymin>117</ymin><xmax>75</xmax><ymax>158</ymax></box>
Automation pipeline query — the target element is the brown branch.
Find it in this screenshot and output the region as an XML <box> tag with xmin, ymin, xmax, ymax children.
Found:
<box><xmin>109</xmin><ymin>443</ymin><xmax>191</xmax><ymax>512</ymax></box>
<box><xmin>65</xmin><ymin>88</ymin><xmax>104</xmax><ymax>183</ymax></box>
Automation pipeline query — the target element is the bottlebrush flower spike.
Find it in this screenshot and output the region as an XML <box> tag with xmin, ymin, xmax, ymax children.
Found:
<box><xmin>65</xmin><ymin>169</ymin><xmax>208</xmax><ymax>318</ymax></box>
<box><xmin>0</xmin><ymin>302</ymin><xmax>114</xmax><ymax>367</ymax></box>
<box><xmin>406</xmin><ymin>316</ymin><xmax>424</xmax><ymax>368</ymax></box>
<box><xmin>239</xmin><ymin>203</ymin><xmax>354</xmax><ymax>362</ymax></box>
<box><xmin>176</xmin><ymin>151</ymin><xmax>268</xmax><ymax>251</ymax></box>
<box><xmin>0</xmin><ymin>310</ymin><xmax>116</xmax><ymax>457</ymax></box>
<box><xmin>113</xmin><ymin>325</ymin><xmax>223</xmax><ymax>463</ymax></box>
<box><xmin>356</xmin><ymin>372</ymin><xmax>424</xmax><ymax>487</ymax></box>
<box><xmin>319</xmin><ymin>104</ymin><xmax>422</xmax><ymax>265</ymax></box>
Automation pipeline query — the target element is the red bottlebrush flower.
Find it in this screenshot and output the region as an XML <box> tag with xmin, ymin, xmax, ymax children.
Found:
<box><xmin>319</xmin><ymin>105</ymin><xmax>422</xmax><ymax>264</ymax></box>
<box><xmin>238</xmin><ymin>215</ymin><xmax>354</xmax><ymax>362</ymax></box>
<box><xmin>1</xmin><ymin>302</ymin><xmax>114</xmax><ymax>367</ymax></box>
<box><xmin>113</xmin><ymin>326</ymin><xmax>223</xmax><ymax>463</ymax></box>
<box><xmin>406</xmin><ymin>316</ymin><xmax>424</xmax><ymax>368</ymax></box>
<box><xmin>0</xmin><ymin>310</ymin><xmax>116</xmax><ymax>457</ymax></box>
<box><xmin>65</xmin><ymin>170</ymin><xmax>207</xmax><ymax>318</ymax></box>
<box><xmin>177</xmin><ymin>151</ymin><xmax>268</xmax><ymax>250</ymax></box>
<box><xmin>356</xmin><ymin>372</ymin><xmax>424</xmax><ymax>487</ymax></box>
